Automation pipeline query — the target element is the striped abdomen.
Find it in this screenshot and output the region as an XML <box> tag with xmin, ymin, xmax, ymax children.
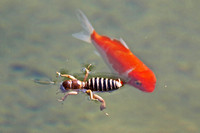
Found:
<box><xmin>85</xmin><ymin>77</ymin><xmax>123</xmax><ymax>92</ymax></box>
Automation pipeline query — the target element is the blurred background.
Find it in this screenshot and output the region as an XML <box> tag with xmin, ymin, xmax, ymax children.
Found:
<box><xmin>0</xmin><ymin>0</ymin><xmax>199</xmax><ymax>133</ymax></box>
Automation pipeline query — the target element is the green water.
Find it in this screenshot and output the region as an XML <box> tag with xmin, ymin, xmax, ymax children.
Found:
<box><xmin>0</xmin><ymin>0</ymin><xmax>200</xmax><ymax>133</ymax></box>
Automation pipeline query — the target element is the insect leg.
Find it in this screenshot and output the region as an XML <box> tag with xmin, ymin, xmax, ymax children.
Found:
<box><xmin>83</xmin><ymin>64</ymin><xmax>92</xmax><ymax>82</ymax></box>
<box><xmin>56</xmin><ymin>72</ymin><xmax>77</xmax><ymax>80</ymax></box>
<box><xmin>86</xmin><ymin>90</ymin><xmax>108</xmax><ymax>116</ymax></box>
<box><xmin>93</xmin><ymin>94</ymin><xmax>109</xmax><ymax>116</ymax></box>
<box><xmin>58</xmin><ymin>91</ymin><xmax>78</xmax><ymax>102</ymax></box>
<box><xmin>85</xmin><ymin>89</ymin><xmax>95</xmax><ymax>100</ymax></box>
<box><xmin>93</xmin><ymin>94</ymin><xmax>106</xmax><ymax>111</ymax></box>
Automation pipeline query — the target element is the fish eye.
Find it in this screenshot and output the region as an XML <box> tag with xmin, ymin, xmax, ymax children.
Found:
<box><xmin>135</xmin><ymin>80</ymin><xmax>142</xmax><ymax>86</ymax></box>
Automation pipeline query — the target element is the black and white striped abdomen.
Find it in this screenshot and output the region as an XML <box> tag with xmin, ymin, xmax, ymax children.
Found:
<box><xmin>85</xmin><ymin>77</ymin><xmax>123</xmax><ymax>92</ymax></box>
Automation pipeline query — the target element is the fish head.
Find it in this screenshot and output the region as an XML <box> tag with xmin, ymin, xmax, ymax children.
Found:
<box><xmin>127</xmin><ymin>69</ymin><xmax>156</xmax><ymax>92</ymax></box>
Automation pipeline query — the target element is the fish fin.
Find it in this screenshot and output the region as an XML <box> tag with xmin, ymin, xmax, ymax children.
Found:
<box><xmin>93</xmin><ymin>50</ymin><xmax>100</xmax><ymax>57</ymax></box>
<box><xmin>119</xmin><ymin>38</ymin><xmax>129</xmax><ymax>49</ymax></box>
<box><xmin>122</xmin><ymin>68</ymin><xmax>135</xmax><ymax>77</ymax></box>
<box><xmin>72</xmin><ymin>10</ymin><xmax>94</xmax><ymax>43</ymax></box>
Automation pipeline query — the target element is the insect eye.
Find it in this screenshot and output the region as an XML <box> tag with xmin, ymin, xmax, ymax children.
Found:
<box><xmin>135</xmin><ymin>80</ymin><xmax>142</xmax><ymax>86</ymax></box>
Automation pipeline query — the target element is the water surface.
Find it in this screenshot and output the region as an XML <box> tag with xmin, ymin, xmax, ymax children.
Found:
<box><xmin>0</xmin><ymin>0</ymin><xmax>199</xmax><ymax>133</ymax></box>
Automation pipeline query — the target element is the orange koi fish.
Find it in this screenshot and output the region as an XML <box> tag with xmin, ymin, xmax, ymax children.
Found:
<box><xmin>73</xmin><ymin>10</ymin><xmax>156</xmax><ymax>92</ymax></box>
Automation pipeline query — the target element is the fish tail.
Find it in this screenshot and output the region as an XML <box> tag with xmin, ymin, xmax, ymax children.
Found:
<box><xmin>72</xmin><ymin>10</ymin><xmax>94</xmax><ymax>43</ymax></box>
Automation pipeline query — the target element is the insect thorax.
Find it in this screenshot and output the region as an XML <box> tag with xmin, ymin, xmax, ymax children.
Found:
<box><xmin>60</xmin><ymin>80</ymin><xmax>85</xmax><ymax>92</ymax></box>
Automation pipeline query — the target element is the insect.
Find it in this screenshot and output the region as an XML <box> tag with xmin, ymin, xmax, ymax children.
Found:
<box><xmin>73</xmin><ymin>10</ymin><xmax>156</xmax><ymax>92</ymax></box>
<box><xmin>56</xmin><ymin>64</ymin><xmax>124</xmax><ymax>116</ymax></box>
